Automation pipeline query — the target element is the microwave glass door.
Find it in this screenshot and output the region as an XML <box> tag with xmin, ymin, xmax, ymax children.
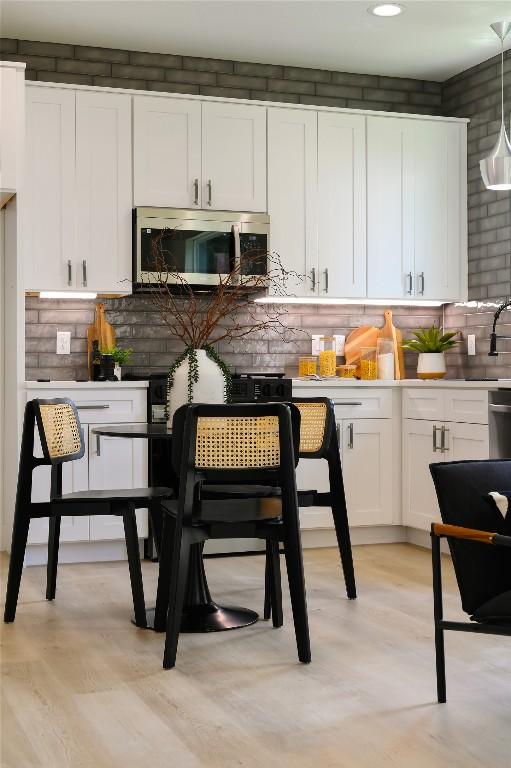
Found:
<box><xmin>138</xmin><ymin>218</ymin><xmax>234</xmax><ymax>283</ymax></box>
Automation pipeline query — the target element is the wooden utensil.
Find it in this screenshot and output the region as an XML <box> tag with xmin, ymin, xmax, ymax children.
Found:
<box><xmin>86</xmin><ymin>303</ymin><xmax>116</xmax><ymax>378</ymax></box>
<box><xmin>378</xmin><ymin>309</ymin><xmax>405</xmax><ymax>379</ymax></box>
<box><xmin>345</xmin><ymin>325</ymin><xmax>379</xmax><ymax>376</ymax></box>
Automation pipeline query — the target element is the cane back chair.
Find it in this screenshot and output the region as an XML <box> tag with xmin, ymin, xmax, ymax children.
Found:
<box><xmin>4</xmin><ymin>398</ymin><xmax>172</xmax><ymax>627</ymax></box>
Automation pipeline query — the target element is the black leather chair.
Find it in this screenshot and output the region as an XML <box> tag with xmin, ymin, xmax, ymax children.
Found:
<box><xmin>153</xmin><ymin>402</ymin><xmax>310</xmax><ymax>669</ymax></box>
<box><xmin>430</xmin><ymin>459</ymin><xmax>511</xmax><ymax>702</ymax></box>
<box><xmin>4</xmin><ymin>398</ymin><xmax>173</xmax><ymax>627</ymax></box>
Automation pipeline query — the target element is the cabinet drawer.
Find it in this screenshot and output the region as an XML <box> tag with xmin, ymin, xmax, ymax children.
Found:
<box><xmin>331</xmin><ymin>389</ymin><xmax>393</xmax><ymax>419</ymax></box>
<box><xmin>26</xmin><ymin>388</ymin><xmax>147</xmax><ymax>423</ymax></box>
<box><xmin>444</xmin><ymin>389</ymin><xmax>488</xmax><ymax>425</ymax></box>
<box><xmin>402</xmin><ymin>388</ymin><xmax>445</xmax><ymax>420</ymax></box>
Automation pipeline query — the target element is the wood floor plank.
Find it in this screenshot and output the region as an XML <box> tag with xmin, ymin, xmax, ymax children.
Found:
<box><xmin>1</xmin><ymin>545</ymin><xmax>509</xmax><ymax>768</ymax></box>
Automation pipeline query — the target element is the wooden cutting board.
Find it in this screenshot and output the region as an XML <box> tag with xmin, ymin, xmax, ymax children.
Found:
<box><xmin>86</xmin><ymin>303</ymin><xmax>116</xmax><ymax>378</ymax></box>
<box><xmin>345</xmin><ymin>325</ymin><xmax>379</xmax><ymax>375</ymax></box>
<box><xmin>378</xmin><ymin>309</ymin><xmax>405</xmax><ymax>379</ymax></box>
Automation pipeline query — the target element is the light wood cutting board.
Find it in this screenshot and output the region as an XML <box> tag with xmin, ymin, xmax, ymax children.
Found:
<box><xmin>378</xmin><ymin>309</ymin><xmax>405</xmax><ymax>379</ymax></box>
<box><xmin>86</xmin><ymin>303</ymin><xmax>116</xmax><ymax>378</ymax></box>
<box><xmin>345</xmin><ymin>325</ymin><xmax>379</xmax><ymax>375</ymax></box>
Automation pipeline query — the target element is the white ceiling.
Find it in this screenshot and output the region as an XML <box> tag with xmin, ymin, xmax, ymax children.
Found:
<box><xmin>2</xmin><ymin>0</ymin><xmax>511</xmax><ymax>81</ymax></box>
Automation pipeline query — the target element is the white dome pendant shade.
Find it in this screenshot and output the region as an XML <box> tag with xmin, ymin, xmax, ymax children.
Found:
<box><xmin>480</xmin><ymin>21</ymin><xmax>511</xmax><ymax>191</ymax></box>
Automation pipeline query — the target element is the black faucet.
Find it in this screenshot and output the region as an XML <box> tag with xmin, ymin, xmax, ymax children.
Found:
<box><xmin>489</xmin><ymin>297</ymin><xmax>511</xmax><ymax>356</ymax></box>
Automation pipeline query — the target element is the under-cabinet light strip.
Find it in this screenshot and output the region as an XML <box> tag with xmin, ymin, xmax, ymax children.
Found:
<box><xmin>39</xmin><ymin>291</ymin><xmax>98</xmax><ymax>299</ymax></box>
<box><xmin>254</xmin><ymin>297</ymin><xmax>444</xmax><ymax>307</ymax></box>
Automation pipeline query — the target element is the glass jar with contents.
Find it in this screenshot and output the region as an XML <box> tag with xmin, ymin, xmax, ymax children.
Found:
<box><xmin>298</xmin><ymin>356</ymin><xmax>318</xmax><ymax>377</ymax></box>
<box><xmin>337</xmin><ymin>364</ymin><xmax>357</xmax><ymax>379</ymax></box>
<box><xmin>377</xmin><ymin>338</ymin><xmax>395</xmax><ymax>380</ymax></box>
<box><xmin>319</xmin><ymin>336</ymin><xmax>337</xmax><ymax>377</ymax></box>
<box><xmin>360</xmin><ymin>346</ymin><xmax>378</xmax><ymax>380</ymax></box>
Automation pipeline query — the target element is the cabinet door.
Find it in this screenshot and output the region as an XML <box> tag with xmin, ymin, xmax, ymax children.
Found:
<box><xmin>28</xmin><ymin>427</ymin><xmax>89</xmax><ymax>545</ymax></box>
<box><xmin>318</xmin><ymin>112</ymin><xmax>366</xmax><ymax>298</ymax></box>
<box><xmin>133</xmin><ymin>96</ymin><xmax>201</xmax><ymax>208</ymax></box>
<box><xmin>402</xmin><ymin>419</ymin><xmax>441</xmax><ymax>531</ymax></box>
<box><xmin>88</xmin><ymin>427</ymin><xmax>148</xmax><ymax>541</ymax></box>
<box><xmin>75</xmin><ymin>90</ymin><xmax>132</xmax><ymax>293</ymax></box>
<box><xmin>367</xmin><ymin>116</ymin><xmax>414</xmax><ymax>299</ymax></box>
<box><xmin>267</xmin><ymin>108</ymin><xmax>318</xmax><ymax>296</ymax></box>
<box><xmin>24</xmin><ymin>86</ymin><xmax>75</xmax><ymax>291</ymax></box>
<box><xmin>445</xmin><ymin>422</ymin><xmax>489</xmax><ymax>462</ymax></box>
<box><xmin>413</xmin><ymin>121</ymin><xmax>463</xmax><ymax>301</ymax></box>
<box><xmin>0</xmin><ymin>64</ymin><xmax>24</xmax><ymax>197</ymax></box>
<box><xmin>342</xmin><ymin>419</ymin><xmax>393</xmax><ymax>526</ymax></box>
<box><xmin>202</xmin><ymin>101</ymin><xmax>266</xmax><ymax>212</ymax></box>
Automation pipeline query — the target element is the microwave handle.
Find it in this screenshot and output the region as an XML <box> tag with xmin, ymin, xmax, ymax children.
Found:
<box><xmin>232</xmin><ymin>224</ymin><xmax>241</xmax><ymax>281</ymax></box>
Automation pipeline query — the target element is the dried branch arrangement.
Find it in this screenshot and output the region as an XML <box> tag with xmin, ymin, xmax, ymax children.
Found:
<box><xmin>141</xmin><ymin>228</ymin><xmax>307</xmax><ymax>348</ymax></box>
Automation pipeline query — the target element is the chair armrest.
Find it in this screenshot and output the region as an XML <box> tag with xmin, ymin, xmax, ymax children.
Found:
<box><xmin>432</xmin><ymin>522</ymin><xmax>511</xmax><ymax>548</ymax></box>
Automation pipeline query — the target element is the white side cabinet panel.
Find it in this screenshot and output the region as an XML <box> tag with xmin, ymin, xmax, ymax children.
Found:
<box><xmin>133</xmin><ymin>96</ymin><xmax>201</xmax><ymax>207</ymax></box>
<box><xmin>88</xmin><ymin>427</ymin><xmax>148</xmax><ymax>541</ymax></box>
<box><xmin>402</xmin><ymin>419</ymin><xmax>440</xmax><ymax>531</ymax></box>
<box><xmin>267</xmin><ymin>107</ymin><xmax>318</xmax><ymax>295</ymax></box>
<box><xmin>28</xmin><ymin>430</ymin><xmax>89</xmax><ymax>545</ymax></box>
<box><xmin>367</xmin><ymin>116</ymin><xmax>414</xmax><ymax>299</ymax></box>
<box><xmin>75</xmin><ymin>90</ymin><xmax>132</xmax><ymax>293</ymax></box>
<box><xmin>413</xmin><ymin>120</ymin><xmax>462</xmax><ymax>301</ymax></box>
<box><xmin>24</xmin><ymin>86</ymin><xmax>76</xmax><ymax>291</ymax></box>
<box><xmin>202</xmin><ymin>101</ymin><xmax>266</xmax><ymax>212</ymax></box>
<box><xmin>318</xmin><ymin>112</ymin><xmax>366</xmax><ymax>298</ymax></box>
<box><xmin>342</xmin><ymin>419</ymin><xmax>393</xmax><ymax>526</ymax></box>
<box><xmin>0</xmin><ymin>62</ymin><xmax>25</xmax><ymax>204</ymax></box>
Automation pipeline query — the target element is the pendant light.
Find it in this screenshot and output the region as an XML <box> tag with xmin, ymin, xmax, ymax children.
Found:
<box><xmin>480</xmin><ymin>21</ymin><xmax>511</xmax><ymax>190</ymax></box>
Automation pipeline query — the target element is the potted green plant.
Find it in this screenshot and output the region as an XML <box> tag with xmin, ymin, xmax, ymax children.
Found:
<box><xmin>102</xmin><ymin>345</ymin><xmax>133</xmax><ymax>381</ymax></box>
<box><xmin>401</xmin><ymin>325</ymin><xmax>460</xmax><ymax>380</ymax></box>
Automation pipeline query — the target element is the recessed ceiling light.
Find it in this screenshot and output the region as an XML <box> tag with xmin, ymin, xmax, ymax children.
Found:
<box><xmin>369</xmin><ymin>4</ymin><xmax>404</xmax><ymax>17</ymax></box>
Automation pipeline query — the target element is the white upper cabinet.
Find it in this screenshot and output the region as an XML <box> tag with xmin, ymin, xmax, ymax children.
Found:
<box><xmin>367</xmin><ymin>116</ymin><xmax>414</xmax><ymax>300</ymax></box>
<box><xmin>202</xmin><ymin>101</ymin><xmax>267</xmax><ymax>212</ymax></box>
<box><xmin>0</xmin><ymin>62</ymin><xmax>25</xmax><ymax>206</ymax></box>
<box><xmin>133</xmin><ymin>96</ymin><xmax>201</xmax><ymax>208</ymax></box>
<box><xmin>267</xmin><ymin>107</ymin><xmax>318</xmax><ymax>295</ymax></box>
<box><xmin>24</xmin><ymin>86</ymin><xmax>76</xmax><ymax>291</ymax></box>
<box><xmin>367</xmin><ymin>116</ymin><xmax>466</xmax><ymax>301</ymax></box>
<box><xmin>318</xmin><ymin>112</ymin><xmax>367</xmax><ymax>298</ymax></box>
<box><xmin>75</xmin><ymin>90</ymin><xmax>132</xmax><ymax>293</ymax></box>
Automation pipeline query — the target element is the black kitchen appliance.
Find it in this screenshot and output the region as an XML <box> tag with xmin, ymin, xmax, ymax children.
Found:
<box><xmin>230</xmin><ymin>372</ymin><xmax>292</xmax><ymax>402</ymax></box>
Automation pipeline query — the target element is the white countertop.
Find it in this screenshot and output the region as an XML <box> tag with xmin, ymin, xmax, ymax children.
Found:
<box><xmin>25</xmin><ymin>380</ymin><xmax>149</xmax><ymax>389</ymax></box>
<box><xmin>292</xmin><ymin>378</ymin><xmax>509</xmax><ymax>389</ymax></box>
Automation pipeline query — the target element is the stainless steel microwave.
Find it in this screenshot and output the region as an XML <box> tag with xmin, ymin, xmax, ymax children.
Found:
<box><xmin>133</xmin><ymin>208</ymin><xmax>270</xmax><ymax>288</ymax></box>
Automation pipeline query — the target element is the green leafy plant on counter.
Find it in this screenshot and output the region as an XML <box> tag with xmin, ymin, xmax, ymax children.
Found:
<box><xmin>401</xmin><ymin>325</ymin><xmax>460</xmax><ymax>353</ymax></box>
<box><xmin>102</xmin><ymin>345</ymin><xmax>133</xmax><ymax>366</ymax></box>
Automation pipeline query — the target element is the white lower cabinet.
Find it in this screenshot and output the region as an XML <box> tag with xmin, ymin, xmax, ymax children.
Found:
<box><xmin>88</xmin><ymin>426</ymin><xmax>148</xmax><ymax>541</ymax></box>
<box><xmin>402</xmin><ymin>418</ymin><xmax>489</xmax><ymax>531</ymax></box>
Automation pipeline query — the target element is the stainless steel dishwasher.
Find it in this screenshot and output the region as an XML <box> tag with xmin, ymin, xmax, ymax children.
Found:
<box><xmin>489</xmin><ymin>390</ymin><xmax>511</xmax><ymax>458</ymax></box>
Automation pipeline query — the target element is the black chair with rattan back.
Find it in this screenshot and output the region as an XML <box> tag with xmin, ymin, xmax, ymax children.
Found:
<box><xmin>4</xmin><ymin>397</ymin><xmax>173</xmax><ymax>627</ymax></box>
<box><xmin>153</xmin><ymin>402</ymin><xmax>310</xmax><ymax>669</ymax></box>
<box><xmin>429</xmin><ymin>459</ymin><xmax>511</xmax><ymax>702</ymax></box>
<box><xmin>263</xmin><ymin>397</ymin><xmax>356</xmax><ymax>622</ymax></box>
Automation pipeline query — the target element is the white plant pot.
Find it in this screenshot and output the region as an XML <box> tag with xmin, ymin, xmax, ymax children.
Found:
<box><xmin>168</xmin><ymin>349</ymin><xmax>226</xmax><ymax>423</ymax></box>
<box><xmin>417</xmin><ymin>352</ymin><xmax>446</xmax><ymax>380</ymax></box>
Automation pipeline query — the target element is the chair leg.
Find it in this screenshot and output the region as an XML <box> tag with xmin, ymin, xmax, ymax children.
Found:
<box><xmin>435</xmin><ymin>626</ymin><xmax>447</xmax><ymax>703</ymax></box>
<box><xmin>329</xmin><ymin>456</ymin><xmax>357</xmax><ymax>600</ymax></box>
<box><xmin>46</xmin><ymin>515</ymin><xmax>61</xmax><ymax>600</ymax></box>
<box><xmin>268</xmin><ymin>540</ymin><xmax>283</xmax><ymax>628</ymax></box>
<box><xmin>154</xmin><ymin>515</ymin><xmax>176</xmax><ymax>632</ymax></box>
<box><xmin>4</xmin><ymin>511</ymin><xmax>31</xmax><ymax>623</ymax></box>
<box><xmin>431</xmin><ymin>532</ymin><xmax>446</xmax><ymax>702</ymax></box>
<box><xmin>163</xmin><ymin>529</ymin><xmax>192</xmax><ymax>670</ymax></box>
<box><xmin>122</xmin><ymin>510</ymin><xmax>147</xmax><ymax>629</ymax></box>
<box><xmin>263</xmin><ymin>540</ymin><xmax>272</xmax><ymax>620</ymax></box>
<box><xmin>281</xmin><ymin>497</ymin><xmax>311</xmax><ymax>664</ymax></box>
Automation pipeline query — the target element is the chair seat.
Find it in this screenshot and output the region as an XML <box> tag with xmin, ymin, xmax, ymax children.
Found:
<box><xmin>52</xmin><ymin>487</ymin><xmax>173</xmax><ymax>504</ymax></box>
<box><xmin>471</xmin><ymin>590</ymin><xmax>511</xmax><ymax>625</ymax></box>
<box><xmin>163</xmin><ymin>496</ymin><xmax>282</xmax><ymax>524</ymax></box>
<box><xmin>202</xmin><ymin>484</ymin><xmax>281</xmax><ymax>499</ymax></box>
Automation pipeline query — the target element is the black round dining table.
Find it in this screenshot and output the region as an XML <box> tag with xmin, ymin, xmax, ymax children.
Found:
<box><xmin>91</xmin><ymin>423</ymin><xmax>259</xmax><ymax>634</ymax></box>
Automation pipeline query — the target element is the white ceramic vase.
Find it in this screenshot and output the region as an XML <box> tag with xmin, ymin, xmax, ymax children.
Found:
<box><xmin>168</xmin><ymin>349</ymin><xmax>226</xmax><ymax>423</ymax></box>
<box><xmin>417</xmin><ymin>352</ymin><xmax>446</xmax><ymax>380</ymax></box>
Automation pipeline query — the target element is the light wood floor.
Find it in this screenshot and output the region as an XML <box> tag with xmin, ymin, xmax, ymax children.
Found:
<box><xmin>1</xmin><ymin>544</ymin><xmax>510</xmax><ymax>768</ymax></box>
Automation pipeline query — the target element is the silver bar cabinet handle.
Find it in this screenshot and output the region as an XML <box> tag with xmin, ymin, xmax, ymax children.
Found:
<box><xmin>406</xmin><ymin>272</ymin><xmax>413</xmax><ymax>295</ymax></box>
<box><xmin>67</xmin><ymin>260</ymin><xmax>72</xmax><ymax>287</ymax></box>
<box><xmin>336</xmin><ymin>422</ymin><xmax>341</xmax><ymax>446</ymax></box>
<box><xmin>96</xmin><ymin>434</ymin><xmax>101</xmax><ymax>457</ymax></box>
<box><xmin>418</xmin><ymin>272</ymin><xmax>425</xmax><ymax>295</ymax></box>
<box><xmin>207</xmin><ymin>179</ymin><xmax>212</xmax><ymax>207</ymax></box>
<box><xmin>433</xmin><ymin>424</ymin><xmax>438</xmax><ymax>452</ymax></box>
<box><xmin>82</xmin><ymin>259</ymin><xmax>87</xmax><ymax>287</ymax></box>
<box><xmin>324</xmin><ymin>267</ymin><xmax>329</xmax><ymax>293</ymax></box>
<box><xmin>310</xmin><ymin>267</ymin><xmax>316</xmax><ymax>291</ymax></box>
<box><xmin>332</xmin><ymin>401</ymin><xmax>363</xmax><ymax>406</ymax></box>
<box><xmin>77</xmin><ymin>404</ymin><xmax>110</xmax><ymax>410</ymax></box>
<box><xmin>348</xmin><ymin>422</ymin><xmax>354</xmax><ymax>449</ymax></box>
<box><xmin>193</xmin><ymin>178</ymin><xmax>199</xmax><ymax>206</ymax></box>
<box><xmin>441</xmin><ymin>426</ymin><xmax>449</xmax><ymax>453</ymax></box>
